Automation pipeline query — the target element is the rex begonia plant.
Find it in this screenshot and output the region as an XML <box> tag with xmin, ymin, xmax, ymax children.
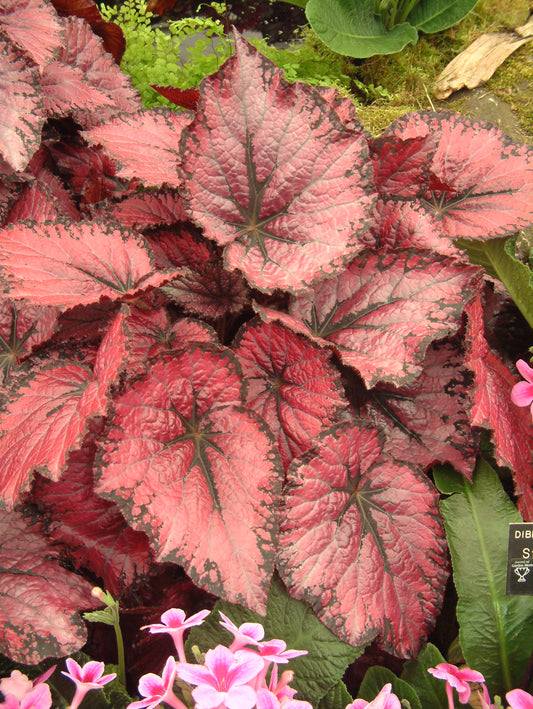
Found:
<box><xmin>1</xmin><ymin>0</ymin><xmax>533</xmax><ymax>677</ymax></box>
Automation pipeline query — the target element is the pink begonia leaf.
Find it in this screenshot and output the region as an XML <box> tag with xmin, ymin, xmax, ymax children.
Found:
<box><xmin>179</xmin><ymin>32</ymin><xmax>374</xmax><ymax>294</ymax></box>
<box><xmin>84</xmin><ymin>108</ymin><xmax>189</xmax><ymax>187</ymax></box>
<box><xmin>41</xmin><ymin>60</ymin><xmax>114</xmax><ymax>117</ymax></box>
<box><xmin>361</xmin><ymin>338</ymin><xmax>478</xmax><ymax>479</ymax></box>
<box><xmin>0</xmin><ymin>507</ymin><xmax>97</xmax><ymax>664</ymax></box>
<box><xmin>313</xmin><ymin>86</ymin><xmax>370</xmax><ymax>136</ymax></box>
<box><xmin>96</xmin><ymin>346</ymin><xmax>283</xmax><ymax>613</ymax></box>
<box><xmin>146</xmin><ymin>225</ymin><xmax>213</xmax><ymax>270</ymax></box>
<box><xmin>0</xmin><ymin>0</ymin><xmax>65</xmax><ymax>67</ymax></box>
<box><xmin>57</xmin><ymin>16</ymin><xmax>140</xmax><ymax>128</ymax></box>
<box><xmin>0</xmin><ymin>220</ymin><xmax>179</xmax><ymax>308</ymax></box>
<box><xmin>96</xmin><ymin>189</ymin><xmax>188</xmax><ymax>229</ymax></box>
<box><xmin>373</xmin><ymin>111</ymin><xmax>533</xmax><ymax>240</ymax></box>
<box><xmin>0</xmin><ymin>299</ymin><xmax>59</xmax><ymax>384</ymax></box>
<box><xmin>286</xmin><ymin>249</ymin><xmax>482</xmax><ymax>388</ymax></box>
<box><xmin>276</xmin><ymin>422</ymin><xmax>448</xmax><ymax>658</ymax></box>
<box><xmin>32</xmin><ymin>432</ymin><xmax>154</xmax><ymax>597</ymax></box>
<box><xmin>234</xmin><ymin>319</ymin><xmax>349</xmax><ymax>470</ymax></box>
<box><xmin>53</xmin><ymin>301</ymin><xmax>118</xmax><ymax>345</ymax></box>
<box><xmin>0</xmin><ymin>35</ymin><xmax>45</xmax><ymax>172</ymax></box>
<box><xmin>6</xmin><ymin>169</ymin><xmax>80</xmax><ymax>223</ymax></box>
<box><xmin>464</xmin><ymin>297</ymin><xmax>533</xmax><ymax>521</ymax></box>
<box><xmin>0</xmin><ymin>309</ymin><xmax>128</xmax><ymax>509</ymax></box>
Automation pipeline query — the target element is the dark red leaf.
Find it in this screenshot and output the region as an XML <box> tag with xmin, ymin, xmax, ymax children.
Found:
<box><xmin>6</xmin><ymin>174</ymin><xmax>80</xmax><ymax>223</ymax></box>
<box><xmin>146</xmin><ymin>225</ymin><xmax>212</xmax><ymax>270</ymax></box>
<box><xmin>0</xmin><ymin>220</ymin><xmax>178</xmax><ymax>308</ymax></box>
<box><xmin>0</xmin><ymin>309</ymin><xmax>128</xmax><ymax>508</ymax></box>
<box><xmin>464</xmin><ymin>296</ymin><xmax>533</xmax><ymax>520</ymax></box>
<box><xmin>0</xmin><ymin>34</ymin><xmax>45</xmax><ymax>172</ymax></box>
<box><xmin>276</xmin><ymin>422</ymin><xmax>448</xmax><ymax>658</ymax></box>
<box><xmin>96</xmin><ymin>346</ymin><xmax>283</xmax><ymax>613</ymax></box>
<box><xmin>94</xmin><ymin>189</ymin><xmax>188</xmax><ymax>229</ymax></box>
<box><xmin>151</xmin><ymin>85</ymin><xmax>200</xmax><ymax>111</ymax></box>
<box><xmin>234</xmin><ymin>319</ymin><xmax>348</xmax><ymax>469</ymax></box>
<box><xmin>179</xmin><ymin>32</ymin><xmax>374</xmax><ymax>293</ymax></box>
<box><xmin>0</xmin><ymin>508</ymin><xmax>97</xmax><ymax>663</ymax></box>
<box><xmin>0</xmin><ymin>0</ymin><xmax>65</xmax><ymax>67</ymax></box>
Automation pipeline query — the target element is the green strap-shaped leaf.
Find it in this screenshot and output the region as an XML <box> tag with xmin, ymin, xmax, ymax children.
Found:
<box><xmin>401</xmin><ymin>643</ymin><xmax>449</xmax><ymax>709</ymax></box>
<box><xmin>434</xmin><ymin>460</ymin><xmax>533</xmax><ymax>696</ymax></box>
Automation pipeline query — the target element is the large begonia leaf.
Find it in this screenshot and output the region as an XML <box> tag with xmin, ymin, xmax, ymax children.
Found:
<box><xmin>276</xmin><ymin>422</ymin><xmax>448</xmax><ymax>657</ymax></box>
<box><xmin>57</xmin><ymin>16</ymin><xmax>140</xmax><ymax>128</ymax></box>
<box><xmin>234</xmin><ymin>320</ymin><xmax>348</xmax><ymax>470</ymax></box>
<box><xmin>372</xmin><ymin>112</ymin><xmax>533</xmax><ymax>240</ymax></box>
<box><xmin>96</xmin><ymin>189</ymin><xmax>187</xmax><ymax>229</ymax></box>
<box><xmin>361</xmin><ymin>338</ymin><xmax>477</xmax><ymax>479</ymax></box>
<box><xmin>32</xmin><ymin>434</ymin><xmax>154</xmax><ymax>597</ymax></box>
<box><xmin>0</xmin><ymin>34</ymin><xmax>45</xmax><ymax>172</ymax></box>
<box><xmin>0</xmin><ymin>309</ymin><xmax>128</xmax><ymax>509</ymax></box>
<box><xmin>464</xmin><ymin>297</ymin><xmax>533</xmax><ymax>520</ymax></box>
<box><xmin>96</xmin><ymin>346</ymin><xmax>283</xmax><ymax>613</ymax></box>
<box><xmin>147</xmin><ymin>225</ymin><xmax>213</xmax><ymax>270</ymax></box>
<box><xmin>6</xmin><ymin>177</ymin><xmax>80</xmax><ymax>224</ymax></box>
<box><xmin>179</xmin><ymin>32</ymin><xmax>374</xmax><ymax>294</ymax></box>
<box><xmin>84</xmin><ymin>108</ymin><xmax>188</xmax><ymax>187</ymax></box>
<box><xmin>0</xmin><ymin>508</ymin><xmax>97</xmax><ymax>663</ymax></box>
<box><xmin>0</xmin><ymin>299</ymin><xmax>59</xmax><ymax>385</ymax></box>
<box><xmin>0</xmin><ymin>220</ymin><xmax>178</xmax><ymax>308</ymax></box>
<box><xmin>278</xmin><ymin>249</ymin><xmax>481</xmax><ymax>388</ymax></box>
<box><xmin>41</xmin><ymin>61</ymin><xmax>114</xmax><ymax>117</ymax></box>
<box><xmin>0</xmin><ymin>0</ymin><xmax>65</xmax><ymax>67</ymax></box>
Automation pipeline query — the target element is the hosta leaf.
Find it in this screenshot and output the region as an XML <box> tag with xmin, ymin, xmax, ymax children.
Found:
<box><xmin>276</xmin><ymin>422</ymin><xmax>448</xmax><ymax>658</ymax></box>
<box><xmin>0</xmin><ymin>0</ymin><xmax>65</xmax><ymax>67</ymax></box>
<box><xmin>0</xmin><ymin>220</ymin><xmax>177</xmax><ymax>308</ymax></box>
<box><xmin>96</xmin><ymin>347</ymin><xmax>283</xmax><ymax>613</ymax></box>
<box><xmin>375</xmin><ymin>112</ymin><xmax>533</xmax><ymax>240</ymax></box>
<box><xmin>0</xmin><ymin>508</ymin><xmax>96</xmax><ymax>664</ymax></box>
<box><xmin>288</xmin><ymin>249</ymin><xmax>481</xmax><ymax>387</ymax></box>
<box><xmin>32</xmin><ymin>434</ymin><xmax>154</xmax><ymax>597</ymax></box>
<box><xmin>464</xmin><ymin>297</ymin><xmax>533</xmax><ymax>520</ymax></box>
<box><xmin>84</xmin><ymin>108</ymin><xmax>188</xmax><ymax>187</ymax></box>
<box><xmin>234</xmin><ymin>320</ymin><xmax>348</xmax><ymax>470</ymax></box>
<box><xmin>361</xmin><ymin>338</ymin><xmax>477</xmax><ymax>479</ymax></box>
<box><xmin>0</xmin><ymin>309</ymin><xmax>127</xmax><ymax>508</ymax></box>
<box><xmin>180</xmin><ymin>32</ymin><xmax>374</xmax><ymax>293</ymax></box>
<box><xmin>0</xmin><ymin>34</ymin><xmax>45</xmax><ymax>172</ymax></box>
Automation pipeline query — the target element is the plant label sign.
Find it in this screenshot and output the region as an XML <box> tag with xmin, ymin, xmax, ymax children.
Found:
<box><xmin>506</xmin><ymin>523</ymin><xmax>533</xmax><ymax>595</ymax></box>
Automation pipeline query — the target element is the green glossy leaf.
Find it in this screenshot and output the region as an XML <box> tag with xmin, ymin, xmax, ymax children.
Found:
<box><xmin>358</xmin><ymin>666</ymin><xmax>421</xmax><ymax>709</ymax></box>
<box><xmin>274</xmin><ymin>0</ymin><xmax>309</xmax><ymax>7</ymax></box>
<box><xmin>317</xmin><ymin>680</ymin><xmax>353</xmax><ymax>709</ymax></box>
<box><xmin>306</xmin><ymin>0</ymin><xmax>418</xmax><ymax>57</ymax></box>
<box><xmin>455</xmin><ymin>236</ymin><xmax>533</xmax><ymax>329</ymax></box>
<box><xmin>401</xmin><ymin>643</ymin><xmax>449</xmax><ymax>709</ymax></box>
<box><xmin>408</xmin><ymin>0</ymin><xmax>479</xmax><ymax>33</ymax></box>
<box><xmin>434</xmin><ymin>460</ymin><xmax>533</xmax><ymax>696</ymax></box>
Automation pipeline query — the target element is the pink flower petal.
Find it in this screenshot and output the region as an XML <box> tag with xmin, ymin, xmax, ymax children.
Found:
<box><xmin>511</xmin><ymin>381</ymin><xmax>533</xmax><ymax>407</ymax></box>
<box><xmin>507</xmin><ymin>689</ymin><xmax>533</xmax><ymax>709</ymax></box>
<box><xmin>516</xmin><ymin>360</ymin><xmax>533</xmax><ymax>384</ymax></box>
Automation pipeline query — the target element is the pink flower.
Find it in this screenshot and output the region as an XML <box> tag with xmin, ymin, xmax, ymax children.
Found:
<box><xmin>61</xmin><ymin>659</ymin><xmax>116</xmax><ymax>709</ymax></box>
<box><xmin>142</xmin><ymin>608</ymin><xmax>210</xmax><ymax>661</ymax></box>
<box><xmin>176</xmin><ymin>644</ymin><xmax>263</xmax><ymax>709</ymax></box>
<box><xmin>128</xmin><ymin>656</ymin><xmax>186</xmax><ymax>709</ymax></box>
<box><xmin>218</xmin><ymin>611</ymin><xmax>265</xmax><ymax>650</ymax></box>
<box><xmin>507</xmin><ymin>689</ymin><xmax>533</xmax><ymax>709</ymax></box>
<box><xmin>256</xmin><ymin>639</ymin><xmax>307</xmax><ymax>665</ymax></box>
<box><xmin>345</xmin><ymin>683</ymin><xmax>401</xmax><ymax>708</ymax></box>
<box><xmin>256</xmin><ymin>688</ymin><xmax>313</xmax><ymax>709</ymax></box>
<box><xmin>428</xmin><ymin>663</ymin><xmax>485</xmax><ymax>708</ymax></box>
<box><xmin>0</xmin><ymin>670</ymin><xmax>52</xmax><ymax>709</ymax></box>
<box><xmin>511</xmin><ymin>360</ymin><xmax>533</xmax><ymax>419</ymax></box>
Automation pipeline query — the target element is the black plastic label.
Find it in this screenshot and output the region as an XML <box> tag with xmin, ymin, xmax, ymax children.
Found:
<box><xmin>506</xmin><ymin>523</ymin><xmax>533</xmax><ymax>595</ymax></box>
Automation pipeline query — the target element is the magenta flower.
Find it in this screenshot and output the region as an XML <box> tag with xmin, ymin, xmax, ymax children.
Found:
<box><xmin>256</xmin><ymin>688</ymin><xmax>313</xmax><ymax>709</ymax></box>
<box><xmin>507</xmin><ymin>689</ymin><xmax>533</xmax><ymax>709</ymax></box>
<box><xmin>256</xmin><ymin>639</ymin><xmax>308</xmax><ymax>665</ymax></box>
<box><xmin>142</xmin><ymin>608</ymin><xmax>210</xmax><ymax>661</ymax></box>
<box><xmin>345</xmin><ymin>683</ymin><xmax>401</xmax><ymax>708</ymax></box>
<box><xmin>218</xmin><ymin>611</ymin><xmax>265</xmax><ymax>650</ymax></box>
<box><xmin>128</xmin><ymin>656</ymin><xmax>186</xmax><ymax>709</ymax></box>
<box><xmin>511</xmin><ymin>359</ymin><xmax>533</xmax><ymax>420</ymax></box>
<box><xmin>61</xmin><ymin>659</ymin><xmax>116</xmax><ymax>709</ymax></box>
<box><xmin>0</xmin><ymin>670</ymin><xmax>53</xmax><ymax>709</ymax></box>
<box><xmin>428</xmin><ymin>663</ymin><xmax>485</xmax><ymax>708</ymax></box>
<box><xmin>177</xmin><ymin>644</ymin><xmax>263</xmax><ymax>709</ymax></box>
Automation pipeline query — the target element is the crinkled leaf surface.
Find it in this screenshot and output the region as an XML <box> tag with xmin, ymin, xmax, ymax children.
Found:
<box><xmin>234</xmin><ymin>320</ymin><xmax>348</xmax><ymax>470</ymax></box>
<box><xmin>361</xmin><ymin>338</ymin><xmax>477</xmax><ymax>479</ymax></box>
<box><xmin>96</xmin><ymin>346</ymin><xmax>283</xmax><ymax>613</ymax></box>
<box><xmin>6</xmin><ymin>172</ymin><xmax>80</xmax><ymax>223</ymax></box>
<box><xmin>373</xmin><ymin>112</ymin><xmax>533</xmax><ymax>240</ymax></box>
<box><xmin>0</xmin><ymin>508</ymin><xmax>96</xmax><ymax>664</ymax></box>
<box><xmin>41</xmin><ymin>60</ymin><xmax>113</xmax><ymax>117</ymax></box>
<box><xmin>464</xmin><ymin>297</ymin><xmax>533</xmax><ymax>520</ymax></box>
<box><xmin>99</xmin><ymin>189</ymin><xmax>187</xmax><ymax>229</ymax></box>
<box><xmin>276</xmin><ymin>422</ymin><xmax>448</xmax><ymax>657</ymax></box>
<box><xmin>287</xmin><ymin>249</ymin><xmax>481</xmax><ymax>387</ymax></box>
<box><xmin>84</xmin><ymin>108</ymin><xmax>187</xmax><ymax>187</ymax></box>
<box><xmin>0</xmin><ymin>220</ymin><xmax>177</xmax><ymax>307</ymax></box>
<box><xmin>0</xmin><ymin>309</ymin><xmax>128</xmax><ymax>508</ymax></box>
<box><xmin>0</xmin><ymin>35</ymin><xmax>44</xmax><ymax>172</ymax></box>
<box><xmin>0</xmin><ymin>0</ymin><xmax>65</xmax><ymax>67</ymax></box>
<box><xmin>180</xmin><ymin>32</ymin><xmax>374</xmax><ymax>293</ymax></box>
